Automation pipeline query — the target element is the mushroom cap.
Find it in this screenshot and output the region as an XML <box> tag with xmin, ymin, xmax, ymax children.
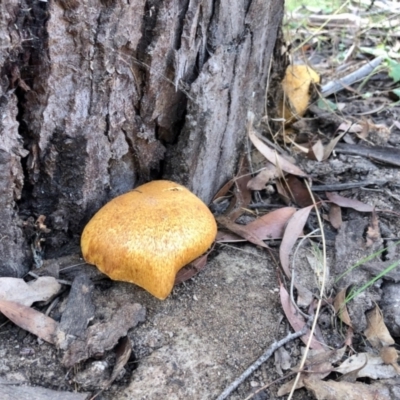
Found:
<box><xmin>280</xmin><ymin>64</ymin><xmax>320</xmax><ymax>125</ymax></box>
<box><xmin>81</xmin><ymin>180</ymin><xmax>217</xmax><ymax>299</ymax></box>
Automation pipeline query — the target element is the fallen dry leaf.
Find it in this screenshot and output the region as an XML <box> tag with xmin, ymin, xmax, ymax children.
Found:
<box><xmin>245</xmin><ymin>207</ymin><xmax>297</xmax><ymax>240</ymax></box>
<box><xmin>276</xmin><ymin>178</ymin><xmax>292</xmax><ymax>205</ymax></box>
<box><xmin>322</xmin><ymin>130</ymin><xmax>347</xmax><ymax>160</ymax></box>
<box><xmin>334</xmin><ymin>287</ymin><xmax>353</xmax><ymax>327</ymax></box>
<box><xmin>174</xmin><ymin>252</ymin><xmax>210</xmax><ymax>284</ymax></box>
<box><xmin>306</xmin><ymin>253</ymin><xmax>327</xmax><ymax>289</ymax></box>
<box><xmin>0</xmin><ymin>299</ymin><xmax>58</xmax><ymax>344</ymax></box>
<box><xmin>344</xmin><ymin>326</ymin><xmax>354</xmax><ymax>347</ymax></box>
<box><xmin>278</xmin><ymin>346</ymin><xmax>345</xmax><ymax>395</ymax></box>
<box><xmin>380</xmin><ymin>347</ymin><xmax>400</xmax><ymax>371</ymax></box>
<box><xmin>279</xmin><ymin>283</ymin><xmax>325</xmax><ymax>350</ymax></box>
<box><xmin>338</xmin><ymin>121</ymin><xmax>364</xmax><ymax>134</ymax></box>
<box><xmin>103</xmin><ymin>336</ymin><xmax>132</xmax><ymax>390</ymax></box>
<box><xmin>249</xmin><ymin>129</ymin><xmax>307</xmax><ymax>177</ymax></box>
<box><xmin>216</xmin><ymin>216</ymin><xmax>269</xmax><ymax>249</ymax></box>
<box><xmin>274</xmin><ymin>346</ymin><xmax>292</xmax><ymax>376</ymax></box>
<box><xmin>295</xmin><ymin>283</ymin><xmax>314</xmax><ymax>308</ymax></box>
<box><xmin>338</xmin><ymin>352</ymin><xmax>368</xmax><ymax>383</ymax></box>
<box><xmin>304</xmin><ymin>375</ymin><xmax>391</xmax><ymax>400</ymax></box>
<box><xmin>364</xmin><ymin>306</ymin><xmax>395</xmax><ymax>348</ymax></box>
<box><xmin>329</xmin><ymin>204</ymin><xmax>342</xmax><ymax>229</ymax></box>
<box><xmin>326</xmin><ymin>192</ymin><xmax>374</xmax><ymax>212</ymax></box>
<box><xmin>308</xmin><ymin>139</ymin><xmax>324</xmax><ymax>161</ymax></box>
<box><xmin>215</xmin><ymin>230</ymin><xmax>243</xmax><ymax>243</ymax></box>
<box><xmin>0</xmin><ymin>277</ymin><xmax>61</xmax><ymax>307</ymax></box>
<box><xmin>215</xmin><ymin>208</ymin><xmax>296</xmax><ymax>244</ymax></box>
<box><xmin>213</xmin><ymin>179</ymin><xmax>235</xmax><ymax>201</ymax></box>
<box><xmin>285</xmin><ymin>175</ymin><xmax>314</xmax><ymax>207</ymax></box>
<box><xmin>228</xmin><ymin>171</ymin><xmax>252</xmax><ymax>221</ymax></box>
<box><xmin>247</xmin><ymin>163</ymin><xmax>280</xmax><ymax>190</ymax></box>
<box><xmin>335</xmin><ymin>352</ymin><xmax>398</xmax><ymax>379</ymax></box>
<box><xmin>279</xmin><ymin>205</ymin><xmax>313</xmax><ymax>278</ymax></box>
<box><xmin>366</xmin><ymin>210</ymin><xmax>380</xmax><ymax>247</ymax></box>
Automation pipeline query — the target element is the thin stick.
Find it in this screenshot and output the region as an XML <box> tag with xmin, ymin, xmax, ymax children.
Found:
<box><xmin>215</xmin><ymin>326</ymin><xmax>308</xmax><ymax>400</ymax></box>
<box><xmin>287</xmin><ymin>181</ymin><xmax>327</xmax><ymax>400</ymax></box>
<box><xmin>290</xmin><ymin>228</ymin><xmax>321</xmax><ymax>319</ymax></box>
<box><xmin>321</xmin><ymin>56</ymin><xmax>383</xmax><ymax>97</ymax></box>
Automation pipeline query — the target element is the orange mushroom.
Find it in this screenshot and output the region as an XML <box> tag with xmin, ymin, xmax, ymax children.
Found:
<box><xmin>279</xmin><ymin>64</ymin><xmax>320</xmax><ymax>126</ymax></box>
<box><xmin>81</xmin><ymin>180</ymin><xmax>217</xmax><ymax>299</ymax></box>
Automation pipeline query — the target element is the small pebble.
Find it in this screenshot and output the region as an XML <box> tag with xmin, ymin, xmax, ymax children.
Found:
<box><xmin>250</xmin><ymin>381</ymin><xmax>259</xmax><ymax>387</ymax></box>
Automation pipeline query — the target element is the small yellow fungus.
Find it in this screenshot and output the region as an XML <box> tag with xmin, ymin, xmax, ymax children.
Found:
<box><xmin>280</xmin><ymin>64</ymin><xmax>320</xmax><ymax>126</ymax></box>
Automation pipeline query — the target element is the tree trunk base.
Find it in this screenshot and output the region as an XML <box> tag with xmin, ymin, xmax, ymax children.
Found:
<box><xmin>0</xmin><ymin>0</ymin><xmax>284</xmax><ymax>276</ymax></box>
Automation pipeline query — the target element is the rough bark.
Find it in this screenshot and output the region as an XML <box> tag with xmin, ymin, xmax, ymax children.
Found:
<box><xmin>0</xmin><ymin>0</ymin><xmax>284</xmax><ymax>275</ymax></box>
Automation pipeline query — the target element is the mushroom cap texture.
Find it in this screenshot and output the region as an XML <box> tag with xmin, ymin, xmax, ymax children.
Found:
<box><xmin>81</xmin><ymin>180</ymin><xmax>217</xmax><ymax>299</ymax></box>
<box><xmin>280</xmin><ymin>64</ymin><xmax>320</xmax><ymax>124</ymax></box>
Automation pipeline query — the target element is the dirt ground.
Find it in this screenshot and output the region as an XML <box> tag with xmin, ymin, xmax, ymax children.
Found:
<box><xmin>2</xmin><ymin>5</ymin><xmax>400</xmax><ymax>400</ymax></box>
<box><xmin>1</xmin><ymin>246</ymin><xmax>319</xmax><ymax>400</ymax></box>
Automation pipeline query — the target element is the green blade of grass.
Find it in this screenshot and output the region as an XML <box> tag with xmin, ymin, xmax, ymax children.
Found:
<box><xmin>345</xmin><ymin>259</ymin><xmax>400</xmax><ymax>304</ymax></box>
<box><xmin>334</xmin><ymin>240</ymin><xmax>400</xmax><ymax>284</ymax></box>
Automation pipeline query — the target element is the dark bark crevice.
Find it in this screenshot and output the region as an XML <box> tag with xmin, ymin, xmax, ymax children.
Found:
<box><xmin>0</xmin><ymin>0</ymin><xmax>51</xmax><ymax>275</ymax></box>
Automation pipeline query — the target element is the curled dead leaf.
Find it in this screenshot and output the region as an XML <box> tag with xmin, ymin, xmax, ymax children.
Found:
<box><xmin>284</xmin><ymin>175</ymin><xmax>314</xmax><ymax>207</ymax></box>
<box><xmin>249</xmin><ymin>129</ymin><xmax>307</xmax><ymax>177</ymax></box>
<box><xmin>308</xmin><ymin>140</ymin><xmax>324</xmax><ymax>162</ymax></box>
<box><xmin>366</xmin><ymin>211</ymin><xmax>380</xmax><ymax>247</ymax></box>
<box><xmin>174</xmin><ymin>252</ymin><xmax>210</xmax><ymax>285</ymax></box>
<box><xmin>104</xmin><ymin>336</ymin><xmax>132</xmax><ymax>389</ymax></box>
<box><xmin>380</xmin><ymin>346</ymin><xmax>399</xmax><ymax>367</ymax></box>
<box><xmin>216</xmin><ymin>216</ymin><xmax>269</xmax><ymax>249</ymax></box>
<box><xmin>247</xmin><ymin>163</ymin><xmax>280</xmax><ymax>190</ymax></box>
<box><xmin>333</xmin><ymin>287</ymin><xmax>353</xmax><ymax>327</ymax></box>
<box><xmin>326</xmin><ymin>192</ymin><xmax>374</xmax><ymax>212</ymax></box>
<box><xmin>329</xmin><ymin>204</ymin><xmax>342</xmax><ymax>229</ymax></box>
<box><xmin>304</xmin><ymin>375</ymin><xmax>391</xmax><ymax>400</ymax></box>
<box><xmin>0</xmin><ymin>299</ymin><xmax>58</xmax><ymax>344</ymax></box>
<box><xmin>215</xmin><ymin>230</ymin><xmax>243</xmax><ymax>243</ymax></box>
<box><xmin>279</xmin><ymin>205</ymin><xmax>313</xmax><ymax>278</ymax></box>
<box><xmin>215</xmin><ymin>208</ymin><xmax>297</xmax><ymax>244</ymax></box>
<box><xmin>245</xmin><ymin>207</ymin><xmax>297</xmax><ymax>240</ymax></box>
<box><xmin>279</xmin><ymin>283</ymin><xmax>325</xmax><ymax>350</ymax></box>
<box><xmin>336</xmin><ymin>352</ymin><xmax>398</xmax><ymax>380</ymax></box>
<box><xmin>364</xmin><ymin>306</ymin><xmax>395</xmax><ymax>348</ymax></box>
<box><xmin>0</xmin><ymin>277</ymin><xmax>61</xmax><ymax>307</ymax></box>
<box><xmin>278</xmin><ymin>346</ymin><xmax>345</xmax><ymax>395</ymax></box>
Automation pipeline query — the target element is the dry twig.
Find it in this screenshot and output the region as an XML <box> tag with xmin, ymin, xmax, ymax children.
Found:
<box><xmin>321</xmin><ymin>56</ymin><xmax>383</xmax><ymax>97</ymax></box>
<box><xmin>287</xmin><ymin>181</ymin><xmax>328</xmax><ymax>400</ymax></box>
<box><xmin>215</xmin><ymin>325</ymin><xmax>309</xmax><ymax>400</ymax></box>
